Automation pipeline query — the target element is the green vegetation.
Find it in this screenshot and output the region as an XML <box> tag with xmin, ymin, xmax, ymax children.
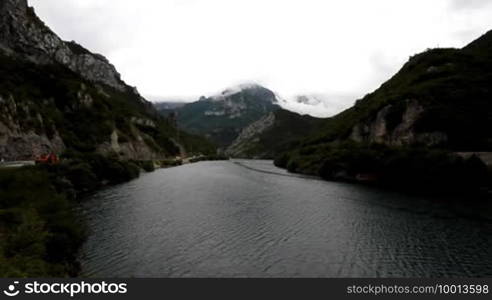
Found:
<box><xmin>275</xmin><ymin>143</ymin><xmax>489</xmax><ymax>195</ymax></box>
<box><xmin>157</xmin><ymin>159</ymin><xmax>182</xmax><ymax>167</ymax></box>
<box><xmin>133</xmin><ymin>160</ymin><xmax>156</xmax><ymax>172</ymax></box>
<box><xmin>59</xmin><ymin>152</ymin><xmax>141</xmax><ymax>190</ymax></box>
<box><xmin>0</xmin><ymin>153</ymin><xmax>146</xmax><ymax>277</ymax></box>
<box><xmin>189</xmin><ymin>155</ymin><xmax>229</xmax><ymax>163</ymax></box>
<box><xmin>230</xmin><ymin>109</ymin><xmax>324</xmax><ymax>158</ymax></box>
<box><xmin>0</xmin><ymin>167</ymin><xmax>84</xmax><ymax>277</ymax></box>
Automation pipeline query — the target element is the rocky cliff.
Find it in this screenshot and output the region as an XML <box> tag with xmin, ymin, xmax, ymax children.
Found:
<box><xmin>0</xmin><ymin>0</ymin><xmax>214</xmax><ymax>160</ymax></box>
<box><xmin>226</xmin><ymin>112</ymin><xmax>276</xmax><ymax>158</ymax></box>
<box><xmin>348</xmin><ymin>99</ymin><xmax>448</xmax><ymax>147</ymax></box>
<box><xmin>0</xmin><ymin>93</ymin><xmax>65</xmax><ymax>160</ymax></box>
<box><xmin>0</xmin><ymin>0</ymin><xmax>125</xmax><ymax>91</ymax></box>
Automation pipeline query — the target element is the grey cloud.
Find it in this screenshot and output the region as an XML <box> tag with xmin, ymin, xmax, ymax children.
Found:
<box><xmin>367</xmin><ymin>51</ymin><xmax>402</xmax><ymax>93</ymax></box>
<box><xmin>451</xmin><ymin>28</ymin><xmax>488</xmax><ymax>45</ymax></box>
<box><xmin>370</xmin><ymin>52</ymin><xmax>397</xmax><ymax>77</ymax></box>
<box><xmin>451</xmin><ymin>0</ymin><xmax>492</xmax><ymax>10</ymax></box>
<box><xmin>29</xmin><ymin>1</ymin><xmax>134</xmax><ymax>56</ymax></box>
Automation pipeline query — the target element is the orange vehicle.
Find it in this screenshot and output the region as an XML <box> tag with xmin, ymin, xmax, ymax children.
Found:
<box><xmin>35</xmin><ymin>153</ymin><xmax>59</xmax><ymax>165</ymax></box>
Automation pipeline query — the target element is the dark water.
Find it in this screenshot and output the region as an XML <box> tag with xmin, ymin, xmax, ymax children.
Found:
<box><xmin>77</xmin><ymin>160</ymin><xmax>492</xmax><ymax>277</ymax></box>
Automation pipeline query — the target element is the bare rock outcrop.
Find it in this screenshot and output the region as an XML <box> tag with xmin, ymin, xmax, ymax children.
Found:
<box><xmin>0</xmin><ymin>94</ymin><xmax>65</xmax><ymax>160</ymax></box>
<box><xmin>226</xmin><ymin>112</ymin><xmax>276</xmax><ymax>157</ymax></box>
<box><xmin>349</xmin><ymin>99</ymin><xmax>448</xmax><ymax>147</ymax></box>
<box><xmin>0</xmin><ymin>0</ymin><xmax>126</xmax><ymax>91</ymax></box>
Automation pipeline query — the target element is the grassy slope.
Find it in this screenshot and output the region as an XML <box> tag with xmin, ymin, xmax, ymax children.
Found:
<box><xmin>232</xmin><ymin>109</ymin><xmax>324</xmax><ymax>158</ymax></box>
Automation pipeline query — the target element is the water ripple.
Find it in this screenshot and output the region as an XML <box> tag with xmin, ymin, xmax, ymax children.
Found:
<box><xmin>78</xmin><ymin>160</ymin><xmax>492</xmax><ymax>277</ymax></box>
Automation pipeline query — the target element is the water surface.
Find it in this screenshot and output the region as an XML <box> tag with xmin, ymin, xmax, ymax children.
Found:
<box><xmin>77</xmin><ymin>160</ymin><xmax>492</xmax><ymax>277</ymax></box>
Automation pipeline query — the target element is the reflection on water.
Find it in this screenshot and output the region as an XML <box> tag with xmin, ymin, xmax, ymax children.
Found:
<box><xmin>77</xmin><ymin>160</ymin><xmax>492</xmax><ymax>277</ymax></box>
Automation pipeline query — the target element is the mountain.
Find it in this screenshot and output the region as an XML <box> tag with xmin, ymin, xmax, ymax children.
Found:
<box><xmin>0</xmin><ymin>0</ymin><xmax>125</xmax><ymax>91</ymax></box>
<box><xmin>226</xmin><ymin>109</ymin><xmax>324</xmax><ymax>158</ymax></box>
<box><xmin>294</xmin><ymin>95</ymin><xmax>324</xmax><ymax>106</ymax></box>
<box><xmin>154</xmin><ymin>101</ymin><xmax>188</xmax><ymax>120</ymax></box>
<box><xmin>174</xmin><ymin>84</ymin><xmax>280</xmax><ymax>147</ymax></box>
<box><xmin>307</xmin><ymin>33</ymin><xmax>492</xmax><ymax>150</ymax></box>
<box><xmin>274</xmin><ymin>30</ymin><xmax>492</xmax><ymax>192</ymax></box>
<box><xmin>0</xmin><ymin>0</ymin><xmax>215</xmax><ymax>160</ymax></box>
<box><xmin>154</xmin><ymin>102</ymin><xmax>187</xmax><ymax>111</ymax></box>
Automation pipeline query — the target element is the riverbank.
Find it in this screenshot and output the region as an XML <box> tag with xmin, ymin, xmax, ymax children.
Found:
<box><xmin>274</xmin><ymin>144</ymin><xmax>492</xmax><ymax>197</ymax></box>
<box><xmin>0</xmin><ymin>153</ymin><xmax>229</xmax><ymax>277</ymax></box>
<box><xmin>0</xmin><ymin>153</ymin><xmax>150</xmax><ymax>277</ymax></box>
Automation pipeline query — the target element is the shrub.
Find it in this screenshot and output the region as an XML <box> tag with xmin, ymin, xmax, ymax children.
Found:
<box><xmin>64</xmin><ymin>162</ymin><xmax>99</xmax><ymax>192</ymax></box>
<box><xmin>57</xmin><ymin>153</ymin><xmax>141</xmax><ymax>188</ymax></box>
<box><xmin>0</xmin><ymin>167</ymin><xmax>86</xmax><ymax>277</ymax></box>
<box><xmin>134</xmin><ymin>160</ymin><xmax>155</xmax><ymax>172</ymax></box>
<box><xmin>273</xmin><ymin>152</ymin><xmax>290</xmax><ymax>168</ymax></box>
<box><xmin>276</xmin><ymin>142</ymin><xmax>491</xmax><ymax>195</ymax></box>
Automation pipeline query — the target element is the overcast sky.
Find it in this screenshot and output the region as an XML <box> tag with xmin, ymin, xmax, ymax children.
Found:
<box><xmin>29</xmin><ymin>0</ymin><xmax>492</xmax><ymax>116</ymax></box>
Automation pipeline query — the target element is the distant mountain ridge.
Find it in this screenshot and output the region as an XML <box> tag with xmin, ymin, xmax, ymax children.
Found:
<box><xmin>226</xmin><ymin>109</ymin><xmax>324</xmax><ymax>158</ymax></box>
<box><xmin>153</xmin><ymin>85</ymin><xmax>342</xmax><ymax>156</ymax></box>
<box><xmin>173</xmin><ymin>84</ymin><xmax>280</xmax><ymax>148</ymax></box>
<box><xmin>154</xmin><ymin>102</ymin><xmax>187</xmax><ymax>111</ymax></box>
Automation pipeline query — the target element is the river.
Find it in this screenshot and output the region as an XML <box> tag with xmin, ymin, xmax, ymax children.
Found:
<box><xmin>77</xmin><ymin>160</ymin><xmax>492</xmax><ymax>277</ymax></box>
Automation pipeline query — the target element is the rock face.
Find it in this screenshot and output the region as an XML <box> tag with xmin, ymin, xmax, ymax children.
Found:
<box><xmin>96</xmin><ymin>130</ymin><xmax>163</xmax><ymax>161</ymax></box>
<box><xmin>0</xmin><ymin>0</ymin><xmax>125</xmax><ymax>91</ymax></box>
<box><xmin>0</xmin><ymin>95</ymin><xmax>65</xmax><ymax>160</ymax></box>
<box><xmin>349</xmin><ymin>99</ymin><xmax>448</xmax><ymax>147</ymax></box>
<box><xmin>0</xmin><ymin>0</ymin><xmax>207</xmax><ymax>160</ymax></box>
